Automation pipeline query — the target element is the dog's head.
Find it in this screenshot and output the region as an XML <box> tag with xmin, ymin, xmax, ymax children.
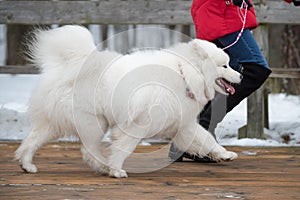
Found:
<box><xmin>189</xmin><ymin>39</ymin><xmax>242</xmax><ymax>99</ymax></box>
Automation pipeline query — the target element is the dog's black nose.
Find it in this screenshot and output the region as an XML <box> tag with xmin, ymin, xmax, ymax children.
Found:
<box><xmin>240</xmin><ymin>74</ymin><xmax>243</xmax><ymax>80</ymax></box>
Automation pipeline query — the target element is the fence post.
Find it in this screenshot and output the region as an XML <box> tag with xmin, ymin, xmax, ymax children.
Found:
<box><xmin>238</xmin><ymin>24</ymin><xmax>269</xmax><ymax>139</ymax></box>
<box><xmin>6</xmin><ymin>25</ymin><xmax>33</xmax><ymax>65</ymax></box>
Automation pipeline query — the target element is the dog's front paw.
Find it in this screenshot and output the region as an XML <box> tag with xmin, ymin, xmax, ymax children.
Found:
<box><xmin>109</xmin><ymin>169</ymin><xmax>128</xmax><ymax>178</ymax></box>
<box><xmin>218</xmin><ymin>151</ymin><xmax>238</xmax><ymax>162</ymax></box>
<box><xmin>21</xmin><ymin>163</ymin><xmax>38</xmax><ymax>173</ymax></box>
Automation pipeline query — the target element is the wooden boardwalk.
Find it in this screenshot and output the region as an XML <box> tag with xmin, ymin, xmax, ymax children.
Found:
<box><xmin>0</xmin><ymin>142</ymin><xmax>299</xmax><ymax>200</ymax></box>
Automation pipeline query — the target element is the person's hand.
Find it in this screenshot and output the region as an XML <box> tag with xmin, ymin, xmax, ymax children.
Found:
<box><xmin>231</xmin><ymin>0</ymin><xmax>253</xmax><ymax>9</ymax></box>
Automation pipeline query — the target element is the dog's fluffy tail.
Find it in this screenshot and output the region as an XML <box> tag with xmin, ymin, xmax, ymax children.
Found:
<box><xmin>26</xmin><ymin>25</ymin><xmax>97</xmax><ymax>72</ymax></box>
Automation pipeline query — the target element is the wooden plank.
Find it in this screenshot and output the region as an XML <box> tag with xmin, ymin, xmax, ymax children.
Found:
<box><xmin>0</xmin><ymin>0</ymin><xmax>299</xmax><ymax>25</ymax></box>
<box><xmin>3</xmin><ymin>65</ymin><xmax>298</xmax><ymax>76</ymax></box>
<box><xmin>269</xmin><ymin>68</ymin><xmax>300</xmax><ymax>79</ymax></box>
<box><xmin>264</xmin><ymin>89</ymin><xmax>270</xmax><ymax>129</ymax></box>
<box><xmin>6</xmin><ymin>25</ymin><xmax>33</xmax><ymax>65</ymax></box>
<box><xmin>2</xmin><ymin>65</ymin><xmax>300</xmax><ymax>79</ymax></box>
<box><xmin>0</xmin><ymin>65</ymin><xmax>40</xmax><ymax>74</ymax></box>
<box><xmin>0</xmin><ymin>0</ymin><xmax>192</xmax><ymax>25</ymax></box>
<box><xmin>0</xmin><ymin>142</ymin><xmax>300</xmax><ymax>200</ymax></box>
<box><xmin>246</xmin><ymin>87</ymin><xmax>265</xmax><ymax>138</ymax></box>
<box><xmin>253</xmin><ymin>0</ymin><xmax>300</xmax><ymax>24</ymax></box>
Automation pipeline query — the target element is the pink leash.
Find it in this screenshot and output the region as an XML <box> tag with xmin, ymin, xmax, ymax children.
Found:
<box><xmin>222</xmin><ymin>0</ymin><xmax>248</xmax><ymax>50</ymax></box>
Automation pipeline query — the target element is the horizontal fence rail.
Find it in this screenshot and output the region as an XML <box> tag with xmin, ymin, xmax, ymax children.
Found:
<box><xmin>269</xmin><ymin>68</ymin><xmax>300</xmax><ymax>79</ymax></box>
<box><xmin>1</xmin><ymin>65</ymin><xmax>300</xmax><ymax>79</ymax></box>
<box><xmin>0</xmin><ymin>65</ymin><xmax>40</xmax><ymax>74</ymax></box>
<box><xmin>0</xmin><ymin>0</ymin><xmax>299</xmax><ymax>25</ymax></box>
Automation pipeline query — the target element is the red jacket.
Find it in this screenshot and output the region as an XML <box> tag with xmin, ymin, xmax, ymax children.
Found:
<box><xmin>191</xmin><ymin>0</ymin><xmax>258</xmax><ymax>41</ymax></box>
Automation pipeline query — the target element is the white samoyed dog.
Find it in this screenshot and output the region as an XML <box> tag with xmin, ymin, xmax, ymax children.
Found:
<box><xmin>15</xmin><ymin>25</ymin><xmax>242</xmax><ymax>178</ymax></box>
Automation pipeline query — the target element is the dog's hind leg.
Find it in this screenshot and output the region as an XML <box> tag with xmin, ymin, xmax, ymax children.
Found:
<box><xmin>173</xmin><ymin>123</ymin><xmax>238</xmax><ymax>162</ymax></box>
<box><xmin>77</xmin><ymin>114</ymin><xmax>109</xmax><ymax>174</ymax></box>
<box><xmin>15</xmin><ymin>122</ymin><xmax>60</xmax><ymax>173</ymax></box>
<box><xmin>107</xmin><ymin>125</ymin><xmax>141</xmax><ymax>178</ymax></box>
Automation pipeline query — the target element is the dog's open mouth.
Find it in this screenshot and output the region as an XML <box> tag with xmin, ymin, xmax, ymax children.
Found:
<box><xmin>216</xmin><ymin>78</ymin><xmax>235</xmax><ymax>95</ymax></box>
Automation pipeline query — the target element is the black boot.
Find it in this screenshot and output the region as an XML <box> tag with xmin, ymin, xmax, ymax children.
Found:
<box><xmin>169</xmin><ymin>63</ymin><xmax>271</xmax><ymax>162</ymax></box>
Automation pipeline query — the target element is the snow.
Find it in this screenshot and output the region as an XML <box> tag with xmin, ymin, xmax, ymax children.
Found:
<box><xmin>216</xmin><ymin>93</ymin><xmax>300</xmax><ymax>146</ymax></box>
<box><xmin>0</xmin><ymin>75</ymin><xmax>39</xmax><ymax>140</ymax></box>
<box><xmin>0</xmin><ymin>74</ymin><xmax>300</xmax><ymax>146</ymax></box>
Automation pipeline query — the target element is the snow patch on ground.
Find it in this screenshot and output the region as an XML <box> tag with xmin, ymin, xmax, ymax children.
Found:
<box><xmin>217</xmin><ymin>93</ymin><xmax>300</xmax><ymax>146</ymax></box>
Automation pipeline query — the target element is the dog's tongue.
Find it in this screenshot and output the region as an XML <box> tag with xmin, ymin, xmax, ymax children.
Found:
<box><xmin>220</xmin><ymin>79</ymin><xmax>235</xmax><ymax>95</ymax></box>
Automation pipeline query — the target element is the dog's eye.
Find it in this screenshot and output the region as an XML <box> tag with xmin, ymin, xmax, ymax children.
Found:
<box><xmin>223</xmin><ymin>65</ymin><xmax>228</xmax><ymax>68</ymax></box>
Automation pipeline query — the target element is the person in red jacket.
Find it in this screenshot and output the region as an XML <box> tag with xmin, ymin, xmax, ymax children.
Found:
<box><xmin>285</xmin><ymin>0</ymin><xmax>300</xmax><ymax>6</ymax></box>
<box><xmin>170</xmin><ymin>0</ymin><xmax>299</xmax><ymax>162</ymax></box>
<box><xmin>170</xmin><ymin>0</ymin><xmax>272</xmax><ymax>162</ymax></box>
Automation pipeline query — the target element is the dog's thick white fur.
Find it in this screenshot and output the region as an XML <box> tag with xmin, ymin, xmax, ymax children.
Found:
<box><xmin>15</xmin><ymin>25</ymin><xmax>242</xmax><ymax>178</ymax></box>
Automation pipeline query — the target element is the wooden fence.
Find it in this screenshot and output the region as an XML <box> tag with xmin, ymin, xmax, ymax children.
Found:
<box><xmin>0</xmin><ymin>0</ymin><xmax>300</xmax><ymax>25</ymax></box>
<box><xmin>0</xmin><ymin>0</ymin><xmax>299</xmax><ymax>139</ymax></box>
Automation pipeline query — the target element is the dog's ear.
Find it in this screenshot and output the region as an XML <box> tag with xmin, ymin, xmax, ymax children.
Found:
<box><xmin>203</xmin><ymin>79</ymin><xmax>215</xmax><ymax>100</ymax></box>
<box><xmin>201</xmin><ymin>62</ymin><xmax>217</xmax><ymax>100</ymax></box>
<box><xmin>185</xmin><ymin>70</ymin><xmax>213</xmax><ymax>105</ymax></box>
<box><xmin>190</xmin><ymin>69</ymin><xmax>215</xmax><ymax>101</ymax></box>
<box><xmin>190</xmin><ymin>39</ymin><xmax>209</xmax><ymax>60</ymax></box>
